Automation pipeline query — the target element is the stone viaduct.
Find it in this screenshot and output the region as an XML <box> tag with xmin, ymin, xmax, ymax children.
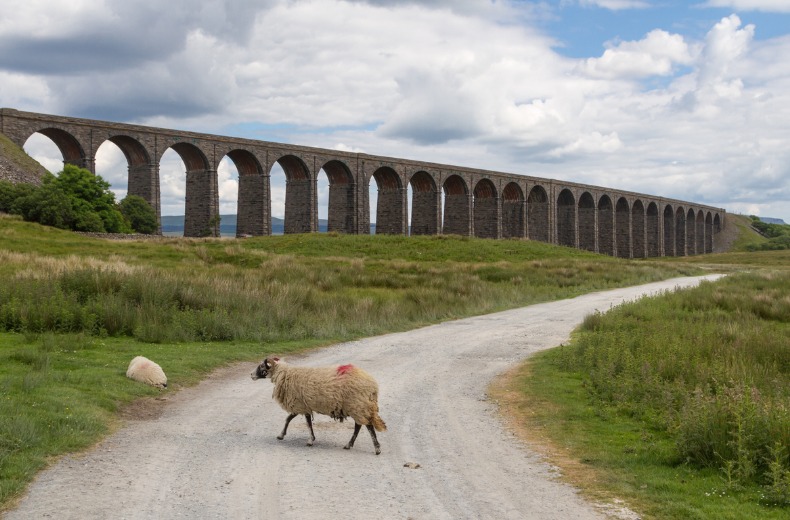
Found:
<box><xmin>0</xmin><ymin>108</ymin><xmax>725</xmax><ymax>257</ymax></box>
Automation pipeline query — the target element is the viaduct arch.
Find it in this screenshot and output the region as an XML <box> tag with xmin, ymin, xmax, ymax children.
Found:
<box><xmin>1</xmin><ymin>108</ymin><xmax>725</xmax><ymax>256</ymax></box>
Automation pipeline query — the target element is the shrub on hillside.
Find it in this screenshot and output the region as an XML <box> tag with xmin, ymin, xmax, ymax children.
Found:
<box><xmin>0</xmin><ymin>180</ymin><xmax>37</xmax><ymax>213</ymax></box>
<box><xmin>120</xmin><ymin>195</ymin><xmax>158</xmax><ymax>234</ymax></box>
<box><xmin>8</xmin><ymin>165</ymin><xmax>132</xmax><ymax>233</ymax></box>
<box><xmin>748</xmin><ymin>216</ymin><xmax>790</xmax><ymax>250</ymax></box>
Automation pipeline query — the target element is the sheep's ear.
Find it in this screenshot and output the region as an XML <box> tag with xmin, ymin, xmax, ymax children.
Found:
<box><xmin>272</xmin><ymin>357</ymin><xmax>280</xmax><ymax>363</ymax></box>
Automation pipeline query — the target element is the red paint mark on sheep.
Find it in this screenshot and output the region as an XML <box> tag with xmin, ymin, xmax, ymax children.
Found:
<box><xmin>337</xmin><ymin>364</ymin><xmax>354</xmax><ymax>375</ymax></box>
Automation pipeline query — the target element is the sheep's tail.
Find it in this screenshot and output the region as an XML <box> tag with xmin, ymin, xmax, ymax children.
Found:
<box><xmin>371</xmin><ymin>412</ymin><xmax>387</xmax><ymax>432</ymax></box>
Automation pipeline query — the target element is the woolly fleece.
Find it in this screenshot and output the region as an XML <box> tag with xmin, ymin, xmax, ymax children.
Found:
<box><xmin>269</xmin><ymin>360</ymin><xmax>386</xmax><ymax>431</ymax></box>
<box><xmin>126</xmin><ymin>356</ymin><xmax>168</xmax><ymax>389</ymax></box>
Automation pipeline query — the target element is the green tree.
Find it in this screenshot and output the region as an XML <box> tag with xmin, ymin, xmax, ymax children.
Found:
<box><xmin>13</xmin><ymin>165</ymin><xmax>132</xmax><ymax>233</ymax></box>
<box><xmin>120</xmin><ymin>195</ymin><xmax>158</xmax><ymax>234</ymax></box>
<box><xmin>0</xmin><ymin>180</ymin><xmax>37</xmax><ymax>214</ymax></box>
<box><xmin>54</xmin><ymin>164</ymin><xmax>131</xmax><ymax>233</ymax></box>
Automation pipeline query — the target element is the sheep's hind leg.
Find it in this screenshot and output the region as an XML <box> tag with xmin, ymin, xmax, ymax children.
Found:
<box><xmin>344</xmin><ymin>423</ymin><xmax>362</xmax><ymax>451</ymax></box>
<box><xmin>304</xmin><ymin>414</ymin><xmax>316</xmax><ymax>446</ymax></box>
<box><xmin>278</xmin><ymin>413</ymin><xmax>297</xmax><ymax>440</ymax></box>
<box><xmin>366</xmin><ymin>424</ymin><xmax>382</xmax><ymax>455</ymax></box>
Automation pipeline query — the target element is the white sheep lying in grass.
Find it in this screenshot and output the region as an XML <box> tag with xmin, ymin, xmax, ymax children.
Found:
<box><xmin>126</xmin><ymin>356</ymin><xmax>168</xmax><ymax>389</ymax></box>
<box><xmin>251</xmin><ymin>356</ymin><xmax>387</xmax><ymax>455</ymax></box>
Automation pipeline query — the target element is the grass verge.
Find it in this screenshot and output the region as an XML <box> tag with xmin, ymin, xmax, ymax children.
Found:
<box><xmin>493</xmin><ymin>269</ymin><xmax>789</xmax><ymax>519</ymax></box>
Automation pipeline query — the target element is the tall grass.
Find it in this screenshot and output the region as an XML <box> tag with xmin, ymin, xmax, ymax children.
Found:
<box><xmin>0</xmin><ymin>232</ymin><xmax>703</xmax><ymax>344</ymax></box>
<box><xmin>558</xmin><ymin>271</ymin><xmax>790</xmax><ymax>504</ymax></box>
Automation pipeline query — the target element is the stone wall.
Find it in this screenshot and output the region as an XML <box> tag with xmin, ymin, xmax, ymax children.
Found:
<box><xmin>375</xmin><ymin>187</ymin><xmax>404</xmax><ymax>235</ymax></box>
<box><xmin>410</xmin><ymin>189</ymin><xmax>438</xmax><ymax>235</ymax></box>
<box><xmin>473</xmin><ymin>196</ymin><xmax>498</xmax><ymax>238</ymax></box>
<box><xmin>442</xmin><ymin>194</ymin><xmax>469</xmax><ymax>236</ymax></box>
<box><xmin>284</xmin><ymin>178</ymin><xmax>313</xmax><ymax>233</ymax></box>
<box><xmin>327</xmin><ymin>183</ymin><xmax>355</xmax><ymax>233</ymax></box>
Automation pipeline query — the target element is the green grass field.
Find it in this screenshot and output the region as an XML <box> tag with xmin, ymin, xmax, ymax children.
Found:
<box><xmin>1</xmin><ymin>212</ymin><xmax>787</xmax><ymax>518</ymax></box>
<box><xmin>0</xmin><ymin>213</ymin><xmax>707</xmax><ymax>511</ymax></box>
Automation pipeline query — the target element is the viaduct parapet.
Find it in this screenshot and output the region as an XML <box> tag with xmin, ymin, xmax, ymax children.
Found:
<box><xmin>0</xmin><ymin>108</ymin><xmax>725</xmax><ymax>257</ymax></box>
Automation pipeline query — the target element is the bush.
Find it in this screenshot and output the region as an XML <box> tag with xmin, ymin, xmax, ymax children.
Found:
<box><xmin>748</xmin><ymin>217</ymin><xmax>790</xmax><ymax>250</ymax></box>
<box><xmin>15</xmin><ymin>178</ymin><xmax>77</xmax><ymax>229</ymax></box>
<box><xmin>6</xmin><ymin>166</ymin><xmax>132</xmax><ymax>233</ymax></box>
<box><xmin>0</xmin><ymin>180</ymin><xmax>37</xmax><ymax>214</ymax></box>
<box><xmin>119</xmin><ymin>195</ymin><xmax>157</xmax><ymax>234</ymax></box>
<box><xmin>746</xmin><ymin>235</ymin><xmax>790</xmax><ymax>251</ymax></box>
<box><xmin>54</xmin><ymin>165</ymin><xmax>131</xmax><ymax>233</ymax></box>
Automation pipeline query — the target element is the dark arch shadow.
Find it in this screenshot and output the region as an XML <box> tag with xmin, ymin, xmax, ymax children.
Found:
<box><xmin>557</xmin><ymin>189</ymin><xmax>576</xmax><ymax>248</ymax></box>
<box><xmin>473</xmin><ymin>178</ymin><xmax>498</xmax><ymax>239</ymax></box>
<box><xmin>528</xmin><ymin>185</ymin><xmax>549</xmax><ymax>242</ymax></box>
<box><xmin>442</xmin><ymin>175</ymin><xmax>469</xmax><ymax>236</ymax></box>
<box><xmin>371</xmin><ymin>166</ymin><xmax>404</xmax><ymax>235</ymax></box>
<box><xmin>578</xmin><ymin>192</ymin><xmax>595</xmax><ymax>252</ymax></box>
<box><xmin>409</xmin><ymin>171</ymin><xmax>438</xmax><ymax>236</ymax></box>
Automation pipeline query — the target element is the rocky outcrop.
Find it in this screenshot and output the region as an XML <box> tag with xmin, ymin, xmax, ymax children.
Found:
<box><xmin>0</xmin><ymin>133</ymin><xmax>48</xmax><ymax>185</ymax></box>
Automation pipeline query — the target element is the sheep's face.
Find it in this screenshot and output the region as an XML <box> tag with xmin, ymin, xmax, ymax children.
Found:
<box><xmin>250</xmin><ymin>357</ymin><xmax>278</xmax><ymax>380</ymax></box>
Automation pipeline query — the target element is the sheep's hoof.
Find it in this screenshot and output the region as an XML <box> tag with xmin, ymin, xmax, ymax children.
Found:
<box><xmin>343</xmin><ymin>444</ymin><xmax>352</xmax><ymax>450</ymax></box>
<box><xmin>306</xmin><ymin>441</ymin><xmax>314</xmax><ymax>446</ymax></box>
<box><xmin>276</xmin><ymin>435</ymin><xmax>284</xmax><ymax>440</ymax></box>
<box><xmin>375</xmin><ymin>448</ymin><xmax>381</xmax><ymax>455</ymax></box>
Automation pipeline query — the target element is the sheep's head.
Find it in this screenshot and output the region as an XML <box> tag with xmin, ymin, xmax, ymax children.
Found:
<box><xmin>250</xmin><ymin>357</ymin><xmax>279</xmax><ymax>380</ymax></box>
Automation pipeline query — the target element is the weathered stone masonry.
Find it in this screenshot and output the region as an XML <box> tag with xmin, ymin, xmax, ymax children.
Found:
<box><xmin>0</xmin><ymin>108</ymin><xmax>726</xmax><ymax>256</ymax></box>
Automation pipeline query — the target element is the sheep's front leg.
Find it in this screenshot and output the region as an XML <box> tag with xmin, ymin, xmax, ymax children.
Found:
<box><xmin>366</xmin><ymin>424</ymin><xmax>382</xmax><ymax>455</ymax></box>
<box><xmin>344</xmin><ymin>423</ymin><xmax>362</xmax><ymax>451</ymax></box>
<box><xmin>304</xmin><ymin>414</ymin><xmax>316</xmax><ymax>446</ymax></box>
<box><xmin>278</xmin><ymin>413</ymin><xmax>297</xmax><ymax>440</ymax></box>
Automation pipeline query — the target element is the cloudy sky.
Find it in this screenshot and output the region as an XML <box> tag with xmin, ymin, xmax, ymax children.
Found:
<box><xmin>1</xmin><ymin>0</ymin><xmax>789</xmax><ymax>224</ymax></box>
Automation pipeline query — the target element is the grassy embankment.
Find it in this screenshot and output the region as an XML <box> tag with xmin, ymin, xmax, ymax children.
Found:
<box><xmin>0</xmin><ymin>214</ymin><xmax>706</xmax><ymax>511</ymax></box>
<box><xmin>494</xmin><ymin>215</ymin><xmax>789</xmax><ymax>519</ymax></box>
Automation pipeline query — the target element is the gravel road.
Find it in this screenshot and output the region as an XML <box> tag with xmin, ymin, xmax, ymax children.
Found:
<box><xmin>6</xmin><ymin>275</ymin><xmax>723</xmax><ymax>520</ymax></box>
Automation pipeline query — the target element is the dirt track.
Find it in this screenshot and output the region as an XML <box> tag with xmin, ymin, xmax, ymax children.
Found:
<box><xmin>5</xmin><ymin>275</ymin><xmax>723</xmax><ymax>519</ymax></box>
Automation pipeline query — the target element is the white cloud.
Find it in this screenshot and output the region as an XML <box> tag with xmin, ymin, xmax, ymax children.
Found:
<box><xmin>547</xmin><ymin>131</ymin><xmax>623</xmax><ymax>158</ymax></box>
<box><xmin>218</xmin><ymin>157</ymin><xmax>239</xmax><ymax>215</ymax></box>
<box><xmin>0</xmin><ymin>71</ymin><xmax>52</xmax><ymax>112</ymax></box>
<box><xmin>95</xmin><ymin>142</ymin><xmax>128</xmax><ymax>201</ymax></box>
<box><xmin>702</xmin><ymin>0</ymin><xmax>790</xmax><ymax>13</ymax></box>
<box><xmin>4</xmin><ymin>1</ymin><xmax>790</xmax><ymax>224</ymax></box>
<box><xmin>698</xmin><ymin>15</ymin><xmax>753</xmax><ymax>83</ymax></box>
<box><xmin>158</xmin><ymin>150</ymin><xmax>188</xmax><ymax>216</ymax></box>
<box><xmin>22</xmin><ymin>133</ymin><xmax>62</xmax><ymax>174</ymax></box>
<box><xmin>576</xmin><ymin>0</ymin><xmax>650</xmax><ymax>9</ymax></box>
<box><xmin>682</xmin><ymin>15</ymin><xmax>754</xmax><ymax>115</ymax></box>
<box><xmin>379</xmin><ymin>69</ymin><xmax>485</xmax><ymax>144</ymax></box>
<box><xmin>580</xmin><ymin>30</ymin><xmax>695</xmax><ymax>78</ymax></box>
<box><xmin>0</xmin><ymin>1</ymin><xmax>116</xmax><ymax>39</ymax></box>
<box><xmin>47</xmin><ymin>29</ymin><xmax>238</xmax><ymax>121</ymax></box>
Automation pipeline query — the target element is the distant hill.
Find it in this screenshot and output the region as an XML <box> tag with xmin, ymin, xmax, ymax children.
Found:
<box><xmin>160</xmin><ymin>215</ymin><xmax>333</xmax><ymax>236</ymax></box>
<box><xmin>161</xmin><ymin>214</ymin><xmax>256</xmax><ymax>236</ymax></box>
<box><xmin>160</xmin><ymin>215</ymin><xmax>377</xmax><ymax>236</ymax></box>
<box><xmin>759</xmin><ymin>217</ymin><xmax>787</xmax><ymax>225</ymax></box>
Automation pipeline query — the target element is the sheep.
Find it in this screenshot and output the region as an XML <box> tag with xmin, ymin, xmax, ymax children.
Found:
<box><xmin>126</xmin><ymin>356</ymin><xmax>168</xmax><ymax>389</ymax></box>
<box><xmin>251</xmin><ymin>356</ymin><xmax>387</xmax><ymax>455</ymax></box>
